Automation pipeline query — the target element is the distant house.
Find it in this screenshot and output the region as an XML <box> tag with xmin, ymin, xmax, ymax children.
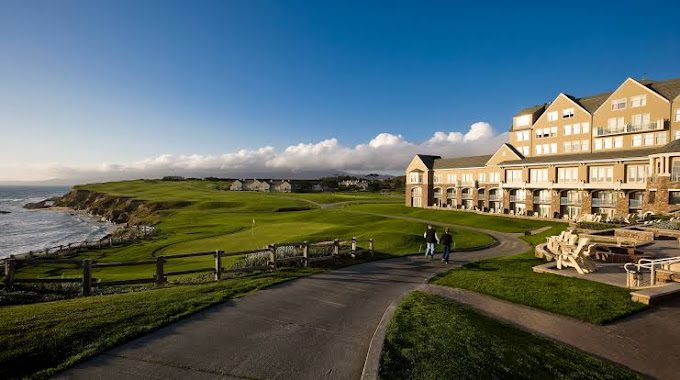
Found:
<box><xmin>339</xmin><ymin>179</ymin><xmax>369</xmax><ymax>191</ymax></box>
<box><xmin>270</xmin><ymin>180</ymin><xmax>292</xmax><ymax>193</ymax></box>
<box><xmin>259</xmin><ymin>181</ymin><xmax>271</xmax><ymax>192</ymax></box>
<box><xmin>244</xmin><ymin>179</ymin><xmax>261</xmax><ymax>191</ymax></box>
<box><xmin>230</xmin><ymin>180</ymin><xmax>244</xmax><ymax>191</ymax></box>
<box><xmin>311</xmin><ymin>183</ymin><xmax>325</xmax><ymax>192</ymax></box>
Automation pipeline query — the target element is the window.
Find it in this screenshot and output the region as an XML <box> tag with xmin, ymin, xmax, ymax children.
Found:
<box><xmin>478</xmin><ymin>173</ymin><xmax>486</xmax><ymax>183</ymax></box>
<box><xmin>581</xmin><ymin>140</ymin><xmax>589</xmax><ymax>151</ymax></box>
<box><xmin>409</xmin><ymin>172</ymin><xmax>422</xmax><ymax>184</ymax></box>
<box><xmin>630</xmin><ymin>95</ymin><xmax>646</xmax><ymax>108</ymax></box>
<box><xmin>547</xmin><ymin>111</ymin><xmax>558</xmax><ymax>121</ymax></box>
<box><xmin>515</xmin><ymin>115</ymin><xmax>531</xmax><ymax>127</ymax></box>
<box><xmin>572</xmin><ymin>123</ymin><xmax>581</xmax><ymax>134</ymax></box>
<box><xmin>594</xmin><ymin>138</ymin><xmax>602</xmax><ymax>150</ymax></box>
<box><xmin>516</xmin><ymin>130</ymin><xmax>530</xmax><ymax>142</ymax></box>
<box><xmin>608</xmin><ymin>117</ymin><xmax>625</xmax><ymax>131</ymax></box>
<box><xmin>626</xmin><ymin>165</ymin><xmax>648</xmax><ymax>183</ymax></box>
<box><xmin>530</xmin><ymin>168</ymin><xmax>549</xmax><ymax>183</ymax></box>
<box><xmin>633</xmin><ymin>135</ymin><xmax>642</xmax><ymax>147</ymax></box>
<box><xmin>675</xmin><ymin>131</ymin><xmax>680</xmax><ymax>140</ymax></box>
<box><xmin>506</xmin><ymin>169</ymin><xmax>522</xmax><ymax>183</ymax></box>
<box><xmin>564</xmin><ymin>142</ymin><xmax>572</xmax><ymax>153</ymax></box>
<box><xmin>614</xmin><ymin>136</ymin><xmax>623</xmax><ymax>148</ymax></box>
<box><xmin>657</xmin><ymin>132</ymin><xmax>667</xmax><ymax>145</ymax></box>
<box><xmin>582</xmin><ymin>122</ymin><xmax>590</xmax><ymax>133</ymax></box>
<box><xmin>551</xmin><ymin>143</ymin><xmax>557</xmax><ymax>153</ymax></box>
<box><xmin>676</xmin><ymin>109</ymin><xmax>680</xmax><ymax>122</ymax></box>
<box><xmin>631</xmin><ymin>113</ymin><xmax>650</xmax><ymax>127</ymax></box>
<box><xmin>564</xmin><ymin>124</ymin><xmax>572</xmax><ymax>135</ymax></box>
<box><xmin>671</xmin><ymin>192</ymin><xmax>680</xmax><ymax>205</ymax></box>
<box><xmin>521</xmin><ymin>146</ymin><xmax>530</xmax><ymax>156</ymax></box>
<box><xmin>557</xmin><ymin>167</ymin><xmax>578</xmax><ymax>183</ymax></box>
<box><xmin>611</xmin><ymin>99</ymin><xmax>626</xmax><ymax>110</ymax></box>
<box><xmin>462</xmin><ymin>173</ymin><xmax>474</xmax><ymax>183</ymax></box>
<box><xmin>536</xmin><ymin>145</ymin><xmax>542</xmax><ymax>155</ymax></box>
<box><xmin>604</xmin><ymin>137</ymin><xmax>612</xmax><ymax>149</ymax></box>
<box><xmin>433</xmin><ymin>174</ymin><xmax>442</xmax><ymax>184</ymax></box>
<box><xmin>571</xmin><ymin>141</ymin><xmax>581</xmax><ymax>152</ymax></box>
<box><xmin>562</xmin><ymin>108</ymin><xmax>574</xmax><ymax>118</ymax></box>
<box><xmin>489</xmin><ymin>172</ymin><xmax>500</xmax><ymax>183</ymax></box>
<box><xmin>550</xmin><ymin>127</ymin><xmax>558</xmax><ymax>136</ymax></box>
<box><xmin>644</xmin><ymin>133</ymin><xmax>655</xmax><ymax>146</ymax></box>
<box><xmin>589</xmin><ymin>166</ymin><xmax>613</xmax><ymax>183</ymax></box>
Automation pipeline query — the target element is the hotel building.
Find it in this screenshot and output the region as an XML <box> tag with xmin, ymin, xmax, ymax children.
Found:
<box><xmin>406</xmin><ymin>76</ymin><xmax>680</xmax><ymax>219</ymax></box>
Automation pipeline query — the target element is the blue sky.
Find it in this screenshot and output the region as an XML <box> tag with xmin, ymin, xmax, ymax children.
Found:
<box><xmin>1</xmin><ymin>0</ymin><xmax>679</xmax><ymax>181</ymax></box>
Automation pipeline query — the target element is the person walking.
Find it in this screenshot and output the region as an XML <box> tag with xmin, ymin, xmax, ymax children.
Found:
<box><xmin>440</xmin><ymin>227</ymin><xmax>454</xmax><ymax>264</ymax></box>
<box><xmin>423</xmin><ymin>225</ymin><xmax>438</xmax><ymax>259</ymax></box>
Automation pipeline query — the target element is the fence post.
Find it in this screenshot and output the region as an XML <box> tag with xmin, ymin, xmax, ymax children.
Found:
<box><xmin>268</xmin><ymin>244</ymin><xmax>277</xmax><ymax>270</ymax></box>
<box><xmin>333</xmin><ymin>239</ymin><xmax>340</xmax><ymax>256</ymax></box>
<box><xmin>351</xmin><ymin>237</ymin><xmax>357</xmax><ymax>258</ymax></box>
<box><xmin>214</xmin><ymin>250</ymin><xmax>222</xmax><ymax>281</ymax></box>
<box><xmin>302</xmin><ymin>241</ymin><xmax>309</xmax><ymax>267</ymax></box>
<box><xmin>4</xmin><ymin>255</ymin><xmax>15</xmax><ymax>290</ymax></box>
<box><xmin>155</xmin><ymin>256</ymin><xmax>166</xmax><ymax>286</ymax></box>
<box><xmin>82</xmin><ymin>259</ymin><xmax>92</xmax><ymax>296</ymax></box>
<box><xmin>369</xmin><ymin>238</ymin><xmax>374</xmax><ymax>254</ymax></box>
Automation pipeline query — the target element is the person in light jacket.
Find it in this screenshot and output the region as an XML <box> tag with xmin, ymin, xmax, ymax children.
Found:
<box><xmin>440</xmin><ymin>227</ymin><xmax>454</xmax><ymax>264</ymax></box>
<box><xmin>423</xmin><ymin>225</ymin><xmax>438</xmax><ymax>259</ymax></box>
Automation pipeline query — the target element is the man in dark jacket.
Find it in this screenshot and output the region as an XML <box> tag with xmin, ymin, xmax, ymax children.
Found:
<box><xmin>440</xmin><ymin>227</ymin><xmax>454</xmax><ymax>264</ymax></box>
<box><xmin>423</xmin><ymin>225</ymin><xmax>438</xmax><ymax>259</ymax></box>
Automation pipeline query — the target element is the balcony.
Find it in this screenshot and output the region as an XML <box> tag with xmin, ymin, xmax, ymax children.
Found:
<box><xmin>594</xmin><ymin>120</ymin><xmax>665</xmax><ymax>137</ymax></box>
<box><xmin>533</xmin><ymin>197</ymin><xmax>551</xmax><ymax>205</ymax></box>
<box><xmin>560</xmin><ymin>197</ymin><xmax>582</xmax><ymax>205</ymax></box>
<box><xmin>592</xmin><ymin>198</ymin><xmax>616</xmax><ymax>208</ymax></box>
<box><xmin>509</xmin><ymin>195</ymin><xmax>526</xmax><ymax>203</ymax></box>
<box><xmin>629</xmin><ymin>199</ymin><xmax>642</xmax><ymax>209</ymax></box>
<box><xmin>488</xmin><ymin>195</ymin><xmax>502</xmax><ymax>201</ymax></box>
<box><xmin>461</xmin><ymin>193</ymin><xmax>473</xmax><ymax>200</ymax></box>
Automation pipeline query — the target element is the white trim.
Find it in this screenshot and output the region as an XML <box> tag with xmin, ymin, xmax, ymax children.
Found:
<box><xmin>592</xmin><ymin>78</ymin><xmax>670</xmax><ymax>115</ymax></box>
<box><xmin>500</xmin><ymin>155</ymin><xmax>651</xmax><ymax>168</ymax></box>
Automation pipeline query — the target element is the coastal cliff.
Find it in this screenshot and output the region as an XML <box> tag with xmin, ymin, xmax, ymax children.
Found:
<box><xmin>24</xmin><ymin>189</ymin><xmax>180</xmax><ymax>225</ymax></box>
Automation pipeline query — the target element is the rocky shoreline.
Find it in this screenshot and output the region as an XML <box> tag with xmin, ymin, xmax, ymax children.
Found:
<box><xmin>24</xmin><ymin>189</ymin><xmax>163</xmax><ymax>225</ymax></box>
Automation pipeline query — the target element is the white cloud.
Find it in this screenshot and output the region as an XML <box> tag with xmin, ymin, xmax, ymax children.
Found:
<box><xmin>0</xmin><ymin>122</ymin><xmax>508</xmax><ymax>182</ymax></box>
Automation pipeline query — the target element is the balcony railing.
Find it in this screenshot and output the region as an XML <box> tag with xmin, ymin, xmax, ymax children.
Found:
<box><xmin>629</xmin><ymin>199</ymin><xmax>642</xmax><ymax>209</ymax></box>
<box><xmin>488</xmin><ymin>195</ymin><xmax>502</xmax><ymax>201</ymax></box>
<box><xmin>461</xmin><ymin>193</ymin><xmax>473</xmax><ymax>199</ymax></box>
<box><xmin>560</xmin><ymin>196</ymin><xmax>582</xmax><ymax>205</ymax></box>
<box><xmin>592</xmin><ymin>198</ymin><xmax>616</xmax><ymax>208</ymax></box>
<box><xmin>594</xmin><ymin>120</ymin><xmax>665</xmax><ymax>137</ymax></box>
<box><xmin>509</xmin><ymin>195</ymin><xmax>526</xmax><ymax>202</ymax></box>
<box><xmin>456</xmin><ymin>180</ymin><xmax>478</xmax><ymax>187</ymax></box>
<box><xmin>533</xmin><ymin>196</ymin><xmax>551</xmax><ymax>204</ymax></box>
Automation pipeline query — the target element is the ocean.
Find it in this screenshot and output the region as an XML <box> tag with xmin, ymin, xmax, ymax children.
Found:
<box><xmin>0</xmin><ymin>186</ymin><xmax>113</xmax><ymax>259</ymax></box>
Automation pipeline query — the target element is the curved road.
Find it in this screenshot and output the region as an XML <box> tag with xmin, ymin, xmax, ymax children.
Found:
<box><xmin>58</xmin><ymin>227</ymin><xmax>528</xmax><ymax>379</ymax></box>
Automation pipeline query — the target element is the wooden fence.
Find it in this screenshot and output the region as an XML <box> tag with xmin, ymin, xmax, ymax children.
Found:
<box><xmin>2</xmin><ymin>237</ymin><xmax>374</xmax><ymax>296</ymax></box>
<box><xmin>7</xmin><ymin>225</ymin><xmax>155</xmax><ymax>261</ymax></box>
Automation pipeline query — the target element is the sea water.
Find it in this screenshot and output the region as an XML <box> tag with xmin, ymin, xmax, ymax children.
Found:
<box><xmin>0</xmin><ymin>186</ymin><xmax>112</xmax><ymax>259</ymax></box>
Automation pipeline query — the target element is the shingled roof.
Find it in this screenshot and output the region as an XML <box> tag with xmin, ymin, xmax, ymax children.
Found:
<box><xmin>645</xmin><ymin>76</ymin><xmax>680</xmax><ymax>101</ymax></box>
<box><xmin>415</xmin><ymin>154</ymin><xmax>441</xmax><ymax>170</ymax></box>
<box><xmin>433</xmin><ymin>155</ymin><xmax>493</xmax><ymax>169</ymax></box>
<box><xmin>574</xmin><ymin>91</ymin><xmax>613</xmax><ymax>113</ymax></box>
<box><xmin>513</xmin><ymin>104</ymin><xmax>545</xmax><ymax>117</ymax></box>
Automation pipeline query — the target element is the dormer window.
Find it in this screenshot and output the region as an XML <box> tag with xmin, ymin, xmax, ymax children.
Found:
<box><xmin>611</xmin><ymin>99</ymin><xmax>626</xmax><ymax>111</ymax></box>
<box><xmin>630</xmin><ymin>95</ymin><xmax>646</xmax><ymax>108</ymax></box>
<box><xmin>514</xmin><ymin>114</ymin><xmax>531</xmax><ymax>127</ymax></box>
<box><xmin>409</xmin><ymin>171</ymin><xmax>423</xmax><ymax>184</ymax></box>
<box><xmin>562</xmin><ymin>108</ymin><xmax>574</xmax><ymax>118</ymax></box>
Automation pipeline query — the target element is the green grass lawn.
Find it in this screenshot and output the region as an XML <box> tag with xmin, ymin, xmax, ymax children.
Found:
<box><xmin>380</xmin><ymin>292</ymin><xmax>639</xmax><ymax>380</ymax></box>
<box><xmin>344</xmin><ymin>203</ymin><xmax>564</xmax><ymax>233</ymax></box>
<box><xmin>432</xmin><ymin>227</ymin><xmax>647</xmax><ymax>324</ymax></box>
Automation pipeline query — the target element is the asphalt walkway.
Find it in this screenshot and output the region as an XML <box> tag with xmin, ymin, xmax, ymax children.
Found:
<box><xmin>57</xmin><ymin>229</ymin><xmax>527</xmax><ymax>379</ymax></box>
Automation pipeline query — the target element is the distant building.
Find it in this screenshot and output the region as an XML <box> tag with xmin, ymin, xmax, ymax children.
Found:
<box><xmin>230</xmin><ymin>180</ymin><xmax>244</xmax><ymax>191</ymax></box>
<box><xmin>339</xmin><ymin>179</ymin><xmax>369</xmax><ymax>190</ymax></box>
<box><xmin>271</xmin><ymin>180</ymin><xmax>292</xmax><ymax>193</ymax></box>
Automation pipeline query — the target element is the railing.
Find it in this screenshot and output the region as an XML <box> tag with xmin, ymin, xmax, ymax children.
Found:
<box><xmin>629</xmin><ymin>199</ymin><xmax>642</xmax><ymax>209</ymax></box>
<box><xmin>509</xmin><ymin>195</ymin><xmax>518</xmax><ymax>202</ymax></box>
<box><xmin>533</xmin><ymin>197</ymin><xmax>551</xmax><ymax>204</ymax></box>
<box><xmin>456</xmin><ymin>180</ymin><xmax>478</xmax><ymax>188</ymax></box>
<box><xmin>624</xmin><ymin>256</ymin><xmax>680</xmax><ymax>288</ymax></box>
<box><xmin>560</xmin><ymin>197</ymin><xmax>581</xmax><ymax>205</ymax></box>
<box><xmin>488</xmin><ymin>195</ymin><xmax>502</xmax><ymax>201</ymax></box>
<box><xmin>461</xmin><ymin>193</ymin><xmax>473</xmax><ymax>199</ymax></box>
<box><xmin>594</xmin><ymin>120</ymin><xmax>664</xmax><ymax>137</ymax></box>
<box><xmin>2</xmin><ymin>237</ymin><xmax>374</xmax><ymax>296</ymax></box>
<box><xmin>592</xmin><ymin>198</ymin><xmax>616</xmax><ymax>207</ymax></box>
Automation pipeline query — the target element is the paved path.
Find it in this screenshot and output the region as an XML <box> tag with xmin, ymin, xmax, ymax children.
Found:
<box><xmin>57</xmin><ymin>230</ymin><xmax>528</xmax><ymax>379</ymax></box>
<box><xmin>423</xmin><ymin>284</ymin><xmax>680</xmax><ymax>380</ymax></box>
